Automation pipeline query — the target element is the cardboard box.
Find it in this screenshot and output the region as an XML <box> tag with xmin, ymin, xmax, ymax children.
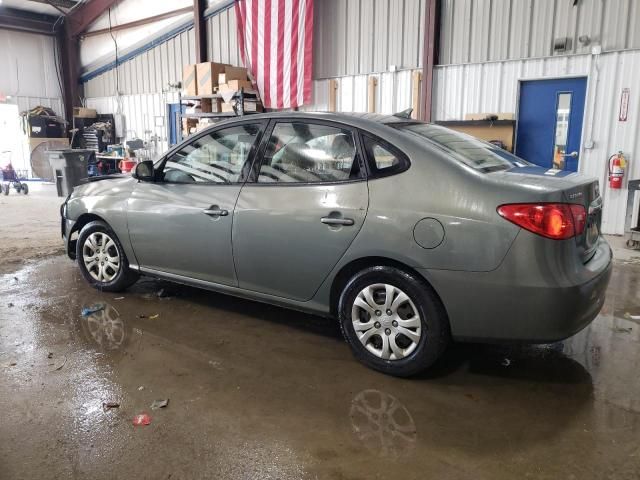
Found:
<box><xmin>225</xmin><ymin>66</ymin><xmax>248</xmax><ymax>82</ymax></box>
<box><xmin>218</xmin><ymin>80</ymin><xmax>253</xmax><ymax>92</ymax></box>
<box><xmin>196</xmin><ymin>62</ymin><xmax>228</xmax><ymax>95</ymax></box>
<box><xmin>195</xmin><ymin>119</ymin><xmax>215</xmax><ymax>132</ymax></box>
<box><xmin>182</xmin><ymin>118</ymin><xmax>198</xmax><ymax>137</ymax></box>
<box><xmin>242</xmin><ymin>100</ymin><xmax>264</xmax><ymax>113</ymax></box>
<box><xmin>182</xmin><ymin>64</ymin><xmax>198</xmax><ymax>96</ymax></box>
<box><xmin>73</xmin><ymin>107</ymin><xmax>97</xmax><ymax>118</ymax></box>
<box><xmin>201</xmin><ymin>98</ymin><xmax>223</xmax><ymax>113</ymax></box>
<box><xmin>221</xmin><ymin>102</ymin><xmax>235</xmax><ymax>113</ymax></box>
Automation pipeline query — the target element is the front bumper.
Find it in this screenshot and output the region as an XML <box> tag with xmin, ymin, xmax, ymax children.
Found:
<box><xmin>60</xmin><ymin>201</ymin><xmax>77</xmax><ymax>259</ymax></box>
<box><xmin>420</xmin><ymin>236</ymin><xmax>613</xmax><ymax>343</ymax></box>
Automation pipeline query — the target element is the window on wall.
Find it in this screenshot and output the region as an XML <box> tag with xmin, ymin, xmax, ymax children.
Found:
<box><xmin>257</xmin><ymin>122</ymin><xmax>362</xmax><ymax>183</ymax></box>
<box><xmin>163</xmin><ymin>124</ymin><xmax>261</xmax><ymax>184</ymax></box>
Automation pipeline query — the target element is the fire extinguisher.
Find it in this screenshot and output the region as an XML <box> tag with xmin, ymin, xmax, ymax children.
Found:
<box><xmin>608</xmin><ymin>151</ymin><xmax>627</xmax><ymax>189</ymax></box>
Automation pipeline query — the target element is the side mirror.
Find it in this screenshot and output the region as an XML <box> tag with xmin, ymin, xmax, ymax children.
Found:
<box><xmin>133</xmin><ymin>160</ymin><xmax>155</xmax><ymax>181</ymax></box>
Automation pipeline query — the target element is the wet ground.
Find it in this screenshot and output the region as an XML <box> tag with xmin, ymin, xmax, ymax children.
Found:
<box><xmin>1</xmin><ymin>256</ymin><xmax>640</xmax><ymax>480</ymax></box>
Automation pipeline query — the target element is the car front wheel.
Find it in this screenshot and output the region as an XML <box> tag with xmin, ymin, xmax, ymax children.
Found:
<box><xmin>76</xmin><ymin>221</ymin><xmax>139</xmax><ymax>292</ymax></box>
<box><xmin>339</xmin><ymin>266</ymin><xmax>449</xmax><ymax>377</ymax></box>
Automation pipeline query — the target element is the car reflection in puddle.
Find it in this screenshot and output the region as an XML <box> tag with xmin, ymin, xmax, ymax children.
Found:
<box><xmin>350</xmin><ymin>389</ymin><xmax>417</xmax><ymax>459</ymax></box>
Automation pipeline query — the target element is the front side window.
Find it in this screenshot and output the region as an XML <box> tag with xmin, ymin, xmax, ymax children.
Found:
<box><xmin>163</xmin><ymin>124</ymin><xmax>261</xmax><ymax>184</ymax></box>
<box><xmin>257</xmin><ymin>122</ymin><xmax>362</xmax><ymax>183</ymax></box>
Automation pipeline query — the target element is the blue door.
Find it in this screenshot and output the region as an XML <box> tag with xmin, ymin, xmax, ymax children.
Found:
<box><xmin>167</xmin><ymin>103</ymin><xmax>186</xmax><ymax>146</ymax></box>
<box><xmin>516</xmin><ymin>78</ymin><xmax>587</xmax><ymax>172</ymax></box>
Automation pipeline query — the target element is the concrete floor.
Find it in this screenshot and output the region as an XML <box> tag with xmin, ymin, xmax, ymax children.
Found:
<box><xmin>1</xmin><ymin>186</ymin><xmax>640</xmax><ymax>479</ymax></box>
<box><xmin>0</xmin><ymin>182</ymin><xmax>63</xmax><ymax>274</ymax></box>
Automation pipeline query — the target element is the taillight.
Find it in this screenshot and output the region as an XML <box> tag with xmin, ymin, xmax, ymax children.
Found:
<box><xmin>569</xmin><ymin>204</ymin><xmax>586</xmax><ymax>236</ymax></box>
<box><xmin>497</xmin><ymin>203</ymin><xmax>586</xmax><ymax>240</ymax></box>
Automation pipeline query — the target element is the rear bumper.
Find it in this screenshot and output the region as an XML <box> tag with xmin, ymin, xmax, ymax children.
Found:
<box><xmin>420</xmin><ymin>235</ymin><xmax>613</xmax><ymax>343</ymax></box>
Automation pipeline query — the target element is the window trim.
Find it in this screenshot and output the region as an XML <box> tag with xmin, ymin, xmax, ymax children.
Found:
<box><xmin>157</xmin><ymin>119</ymin><xmax>268</xmax><ymax>186</ymax></box>
<box><xmin>361</xmin><ymin>133</ymin><xmax>411</xmax><ymax>179</ymax></box>
<box><xmin>246</xmin><ymin>118</ymin><xmax>368</xmax><ymax>186</ymax></box>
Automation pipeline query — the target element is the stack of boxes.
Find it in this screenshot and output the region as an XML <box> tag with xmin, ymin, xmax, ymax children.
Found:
<box><xmin>181</xmin><ymin>62</ymin><xmax>264</xmax><ymax>137</ymax></box>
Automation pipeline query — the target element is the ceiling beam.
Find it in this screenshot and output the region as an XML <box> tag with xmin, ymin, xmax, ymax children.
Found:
<box><xmin>81</xmin><ymin>6</ymin><xmax>193</xmax><ymax>38</ymax></box>
<box><xmin>0</xmin><ymin>6</ymin><xmax>59</xmax><ymax>35</ymax></box>
<box><xmin>68</xmin><ymin>0</ymin><xmax>122</xmax><ymax>37</ymax></box>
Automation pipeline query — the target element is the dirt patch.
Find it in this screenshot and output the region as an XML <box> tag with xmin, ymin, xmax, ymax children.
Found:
<box><xmin>0</xmin><ymin>183</ymin><xmax>64</xmax><ymax>274</ymax></box>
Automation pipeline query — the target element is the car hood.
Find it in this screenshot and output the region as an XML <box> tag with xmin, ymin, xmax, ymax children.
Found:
<box><xmin>71</xmin><ymin>175</ymin><xmax>137</xmax><ymax>199</ymax></box>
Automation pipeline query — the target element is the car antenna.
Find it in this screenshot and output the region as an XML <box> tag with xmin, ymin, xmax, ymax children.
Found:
<box><xmin>393</xmin><ymin>108</ymin><xmax>413</xmax><ymax>119</ymax></box>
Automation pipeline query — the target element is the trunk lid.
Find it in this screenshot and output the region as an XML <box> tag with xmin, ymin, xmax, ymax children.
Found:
<box><xmin>562</xmin><ymin>178</ymin><xmax>602</xmax><ymax>262</ymax></box>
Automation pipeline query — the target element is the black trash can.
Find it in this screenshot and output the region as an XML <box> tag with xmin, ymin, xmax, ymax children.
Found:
<box><xmin>48</xmin><ymin>149</ymin><xmax>94</xmax><ymax>197</ymax></box>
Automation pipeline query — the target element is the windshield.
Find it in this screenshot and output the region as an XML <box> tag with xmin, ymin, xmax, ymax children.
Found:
<box><xmin>396</xmin><ymin>123</ymin><xmax>531</xmax><ymax>173</ymax></box>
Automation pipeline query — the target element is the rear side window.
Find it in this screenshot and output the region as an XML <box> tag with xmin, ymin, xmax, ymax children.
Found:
<box><xmin>397</xmin><ymin>123</ymin><xmax>531</xmax><ymax>173</ymax></box>
<box><xmin>362</xmin><ymin>135</ymin><xmax>409</xmax><ymax>178</ymax></box>
<box><xmin>257</xmin><ymin>122</ymin><xmax>363</xmax><ymax>184</ymax></box>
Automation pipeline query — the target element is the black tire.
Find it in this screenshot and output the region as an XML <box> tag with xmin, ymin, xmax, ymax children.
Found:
<box><xmin>76</xmin><ymin>220</ymin><xmax>139</xmax><ymax>292</ymax></box>
<box><xmin>21</xmin><ymin>183</ymin><xmax>28</xmax><ymax>195</ymax></box>
<box><xmin>338</xmin><ymin>266</ymin><xmax>450</xmax><ymax>377</ymax></box>
<box><xmin>2</xmin><ymin>184</ymin><xmax>8</xmax><ymax>195</ymax></box>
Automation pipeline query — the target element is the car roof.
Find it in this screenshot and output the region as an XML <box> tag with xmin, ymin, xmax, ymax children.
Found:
<box><xmin>230</xmin><ymin>111</ymin><xmax>422</xmax><ymax>130</ymax></box>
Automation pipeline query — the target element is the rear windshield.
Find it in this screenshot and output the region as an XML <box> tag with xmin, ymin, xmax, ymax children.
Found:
<box><xmin>395</xmin><ymin>123</ymin><xmax>531</xmax><ymax>173</ymax></box>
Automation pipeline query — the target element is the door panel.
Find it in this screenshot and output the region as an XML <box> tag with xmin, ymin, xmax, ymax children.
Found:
<box><xmin>126</xmin><ymin>122</ymin><xmax>264</xmax><ymax>285</ymax></box>
<box><xmin>232</xmin><ymin>119</ymin><xmax>368</xmax><ymax>301</ymax></box>
<box><xmin>516</xmin><ymin>77</ymin><xmax>587</xmax><ymax>172</ymax></box>
<box><xmin>127</xmin><ymin>183</ymin><xmax>240</xmax><ymax>285</ymax></box>
<box><xmin>233</xmin><ymin>183</ymin><xmax>368</xmax><ymax>300</ymax></box>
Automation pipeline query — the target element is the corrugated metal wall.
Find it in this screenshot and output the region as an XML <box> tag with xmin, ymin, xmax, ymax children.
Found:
<box><xmin>440</xmin><ymin>0</ymin><xmax>640</xmax><ymax>65</ymax></box>
<box><xmin>0</xmin><ymin>30</ymin><xmax>64</xmax><ymax>116</ymax></box>
<box><xmin>206</xmin><ymin>4</ymin><xmax>241</xmax><ymax>65</ymax></box>
<box><xmin>84</xmin><ymin>0</ymin><xmax>426</xmax><ymax>96</ymax></box>
<box><xmin>434</xmin><ymin>50</ymin><xmax>640</xmax><ymax>235</ymax></box>
<box><xmin>82</xmin><ymin>0</ymin><xmax>424</xmax><ymax>143</ymax></box>
<box><xmin>314</xmin><ymin>0</ymin><xmax>425</xmax><ymax>78</ymax></box>
<box><xmin>304</xmin><ymin>70</ymin><xmax>419</xmax><ymax>114</ymax></box>
<box><xmin>84</xmin><ymin>29</ymin><xmax>196</xmax><ymax>98</ymax></box>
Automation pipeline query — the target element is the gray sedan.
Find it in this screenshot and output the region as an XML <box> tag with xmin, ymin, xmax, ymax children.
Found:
<box><xmin>61</xmin><ymin>112</ymin><xmax>612</xmax><ymax>376</ymax></box>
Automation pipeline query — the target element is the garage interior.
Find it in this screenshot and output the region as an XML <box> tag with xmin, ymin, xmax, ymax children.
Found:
<box><xmin>1</xmin><ymin>0</ymin><xmax>640</xmax><ymax>479</ymax></box>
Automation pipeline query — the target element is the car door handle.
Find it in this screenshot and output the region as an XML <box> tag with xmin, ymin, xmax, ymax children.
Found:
<box><xmin>562</xmin><ymin>151</ymin><xmax>578</xmax><ymax>158</ymax></box>
<box><xmin>321</xmin><ymin>217</ymin><xmax>355</xmax><ymax>226</ymax></box>
<box><xmin>203</xmin><ymin>207</ymin><xmax>229</xmax><ymax>217</ymax></box>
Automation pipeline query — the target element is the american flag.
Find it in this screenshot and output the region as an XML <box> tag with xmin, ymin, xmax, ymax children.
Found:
<box><xmin>235</xmin><ymin>0</ymin><xmax>314</xmax><ymax>109</ymax></box>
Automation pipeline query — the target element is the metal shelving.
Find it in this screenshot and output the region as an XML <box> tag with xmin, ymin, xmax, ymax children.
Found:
<box><xmin>177</xmin><ymin>88</ymin><xmax>261</xmax><ymax>142</ymax></box>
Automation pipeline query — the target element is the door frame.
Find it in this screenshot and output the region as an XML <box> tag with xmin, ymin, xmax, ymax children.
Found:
<box><xmin>514</xmin><ymin>74</ymin><xmax>590</xmax><ymax>173</ymax></box>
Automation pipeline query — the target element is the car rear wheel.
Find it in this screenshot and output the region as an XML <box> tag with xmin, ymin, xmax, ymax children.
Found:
<box><xmin>339</xmin><ymin>266</ymin><xmax>449</xmax><ymax>377</ymax></box>
<box><xmin>76</xmin><ymin>221</ymin><xmax>139</xmax><ymax>292</ymax></box>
